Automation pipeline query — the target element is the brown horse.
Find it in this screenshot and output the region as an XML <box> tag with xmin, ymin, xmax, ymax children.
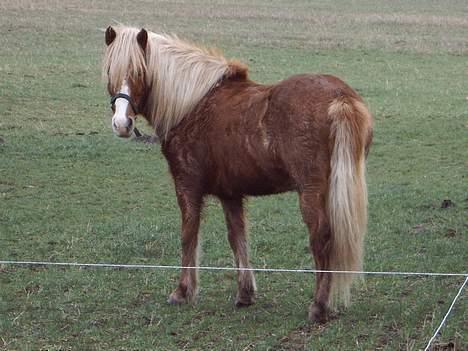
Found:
<box><xmin>103</xmin><ymin>26</ymin><xmax>373</xmax><ymax>322</ymax></box>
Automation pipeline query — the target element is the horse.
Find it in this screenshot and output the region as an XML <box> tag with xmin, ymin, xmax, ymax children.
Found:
<box><xmin>102</xmin><ymin>25</ymin><xmax>373</xmax><ymax>322</ymax></box>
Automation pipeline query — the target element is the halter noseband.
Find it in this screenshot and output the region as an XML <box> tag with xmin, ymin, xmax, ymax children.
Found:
<box><xmin>110</xmin><ymin>93</ymin><xmax>139</xmax><ymax>115</ymax></box>
<box><xmin>110</xmin><ymin>93</ymin><xmax>143</xmax><ymax>137</ymax></box>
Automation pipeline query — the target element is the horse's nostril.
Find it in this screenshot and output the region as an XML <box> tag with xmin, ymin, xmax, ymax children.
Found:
<box><xmin>128</xmin><ymin>118</ymin><xmax>134</xmax><ymax>128</ymax></box>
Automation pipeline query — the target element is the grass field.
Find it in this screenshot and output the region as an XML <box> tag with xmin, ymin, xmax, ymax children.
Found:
<box><xmin>0</xmin><ymin>1</ymin><xmax>467</xmax><ymax>350</ymax></box>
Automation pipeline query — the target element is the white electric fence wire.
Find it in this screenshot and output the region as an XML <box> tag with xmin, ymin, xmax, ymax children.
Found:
<box><xmin>423</xmin><ymin>276</ymin><xmax>467</xmax><ymax>351</ymax></box>
<box><xmin>0</xmin><ymin>260</ymin><xmax>467</xmax><ymax>277</ymax></box>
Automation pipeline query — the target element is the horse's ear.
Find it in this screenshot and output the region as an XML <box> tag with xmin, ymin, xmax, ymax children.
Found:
<box><xmin>105</xmin><ymin>26</ymin><xmax>116</xmax><ymax>46</ymax></box>
<box><xmin>137</xmin><ymin>28</ymin><xmax>148</xmax><ymax>51</ymax></box>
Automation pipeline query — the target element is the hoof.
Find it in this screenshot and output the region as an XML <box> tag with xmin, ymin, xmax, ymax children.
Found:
<box><xmin>167</xmin><ymin>290</ymin><xmax>188</xmax><ymax>305</ymax></box>
<box><xmin>235</xmin><ymin>298</ymin><xmax>255</xmax><ymax>308</ymax></box>
<box><xmin>308</xmin><ymin>302</ymin><xmax>330</xmax><ymax>323</ymax></box>
<box><xmin>235</xmin><ymin>292</ymin><xmax>255</xmax><ymax>307</ymax></box>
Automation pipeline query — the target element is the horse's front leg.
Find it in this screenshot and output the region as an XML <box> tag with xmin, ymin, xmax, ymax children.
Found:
<box><xmin>168</xmin><ymin>189</ymin><xmax>202</xmax><ymax>305</ymax></box>
<box><xmin>221</xmin><ymin>197</ymin><xmax>256</xmax><ymax>306</ymax></box>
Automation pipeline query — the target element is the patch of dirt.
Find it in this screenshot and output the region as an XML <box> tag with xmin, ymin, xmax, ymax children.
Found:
<box><xmin>444</xmin><ymin>228</ymin><xmax>458</xmax><ymax>238</ymax></box>
<box><xmin>24</xmin><ymin>283</ymin><xmax>42</xmax><ymax>295</ymax></box>
<box><xmin>441</xmin><ymin>199</ymin><xmax>455</xmax><ymax>209</ymax></box>
<box><xmin>429</xmin><ymin>341</ymin><xmax>456</xmax><ymax>350</ymax></box>
<box><xmin>132</xmin><ymin>290</ymin><xmax>154</xmax><ymax>307</ymax></box>
<box><xmin>52</xmin><ymin>131</ymin><xmax>99</xmax><ymax>136</ymax></box>
<box><xmin>272</xmin><ymin>323</ymin><xmax>328</xmax><ymax>350</ymax></box>
<box><xmin>71</xmin><ymin>83</ymin><xmax>88</xmax><ymax>88</ymax></box>
<box><xmin>412</xmin><ymin>223</ymin><xmax>427</xmax><ymax>234</ymax></box>
<box><xmin>375</xmin><ymin>323</ymin><xmax>400</xmax><ymax>349</ymax></box>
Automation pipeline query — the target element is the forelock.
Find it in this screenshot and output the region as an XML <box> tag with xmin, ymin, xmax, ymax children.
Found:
<box><xmin>103</xmin><ymin>26</ymin><xmax>147</xmax><ymax>92</ymax></box>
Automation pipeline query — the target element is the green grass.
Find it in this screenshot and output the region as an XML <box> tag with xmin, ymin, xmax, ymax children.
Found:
<box><xmin>0</xmin><ymin>1</ymin><xmax>467</xmax><ymax>350</ymax></box>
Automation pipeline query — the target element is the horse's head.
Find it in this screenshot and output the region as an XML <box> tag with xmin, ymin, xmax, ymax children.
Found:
<box><xmin>103</xmin><ymin>26</ymin><xmax>148</xmax><ymax>138</ymax></box>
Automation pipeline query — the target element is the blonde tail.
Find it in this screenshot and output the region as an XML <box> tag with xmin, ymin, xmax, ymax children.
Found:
<box><xmin>327</xmin><ymin>97</ymin><xmax>372</xmax><ymax>306</ymax></box>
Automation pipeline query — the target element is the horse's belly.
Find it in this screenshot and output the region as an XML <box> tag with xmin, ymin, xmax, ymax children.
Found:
<box><xmin>209</xmin><ymin>166</ymin><xmax>295</xmax><ymax>198</ymax></box>
<box><xmin>241</xmin><ymin>180</ymin><xmax>294</xmax><ymax>196</ymax></box>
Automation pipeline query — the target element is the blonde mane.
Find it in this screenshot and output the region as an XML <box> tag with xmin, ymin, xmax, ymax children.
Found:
<box><xmin>104</xmin><ymin>26</ymin><xmax>245</xmax><ymax>138</ymax></box>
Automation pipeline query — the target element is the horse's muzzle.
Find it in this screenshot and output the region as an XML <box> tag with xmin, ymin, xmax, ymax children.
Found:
<box><xmin>112</xmin><ymin>116</ymin><xmax>134</xmax><ymax>138</ymax></box>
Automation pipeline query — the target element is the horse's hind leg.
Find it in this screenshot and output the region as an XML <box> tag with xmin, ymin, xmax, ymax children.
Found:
<box><xmin>168</xmin><ymin>189</ymin><xmax>202</xmax><ymax>305</ymax></box>
<box><xmin>298</xmin><ymin>190</ymin><xmax>332</xmax><ymax>323</ymax></box>
<box><xmin>221</xmin><ymin>197</ymin><xmax>256</xmax><ymax>306</ymax></box>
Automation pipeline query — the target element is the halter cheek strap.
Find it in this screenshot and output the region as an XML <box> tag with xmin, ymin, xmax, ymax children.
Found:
<box><xmin>110</xmin><ymin>93</ymin><xmax>139</xmax><ymax>115</ymax></box>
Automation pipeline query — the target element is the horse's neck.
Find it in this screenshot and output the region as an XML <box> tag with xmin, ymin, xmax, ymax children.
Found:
<box><xmin>146</xmin><ymin>37</ymin><xmax>230</xmax><ymax>139</ymax></box>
